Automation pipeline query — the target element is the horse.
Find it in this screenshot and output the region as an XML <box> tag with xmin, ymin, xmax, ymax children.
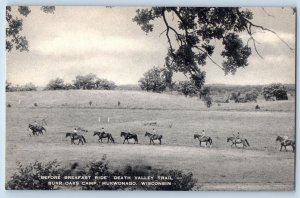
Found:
<box><xmin>227</xmin><ymin>137</ymin><xmax>250</xmax><ymax>148</ymax></box>
<box><xmin>145</xmin><ymin>132</ymin><xmax>163</xmax><ymax>145</ymax></box>
<box><xmin>194</xmin><ymin>134</ymin><xmax>213</xmax><ymax>147</ymax></box>
<box><xmin>93</xmin><ymin>131</ymin><xmax>115</xmax><ymax>143</ymax></box>
<box><xmin>28</xmin><ymin>124</ymin><xmax>46</xmax><ymax>136</ymax></box>
<box><xmin>65</xmin><ymin>132</ymin><xmax>86</xmax><ymax>145</ymax></box>
<box><xmin>276</xmin><ymin>136</ymin><xmax>295</xmax><ymax>152</ymax></box>
<box><xmin>120</xmin><ymin>132</ymin><xmax>138</xmax><ymax>144</ymax></box>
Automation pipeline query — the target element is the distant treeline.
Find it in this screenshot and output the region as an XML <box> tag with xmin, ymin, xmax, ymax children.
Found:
<box><xmin>6</xmin><ymin>73</ymin><xmax>117</xmax><ymax>92</ymax></box>
<box><xmin>6</xmin><ymin>82</ymin><xmax>37</xmax><ymax>92</ymax></box>
<box><xmin>208</xmin><ymin>84</ymin><xmax>295</xmax><ymax>96</ymax></box>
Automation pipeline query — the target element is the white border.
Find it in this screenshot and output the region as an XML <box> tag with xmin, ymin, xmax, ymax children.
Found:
<box><xmin>0</xmin><ymin>0</ymin><xmax>298</xmax><ymax>197</ymax></box>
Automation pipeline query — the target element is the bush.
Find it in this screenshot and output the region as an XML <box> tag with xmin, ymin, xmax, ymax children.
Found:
<box><xmin>6</xmin><ymin>82</ymin><xmax>37</xmax><ymax>92</ymax></box>
<box><xmin>230</xmin><ymin>90</ymin><xmax>258</xmax><ymax>103</ymax></box>
<box><xmin>45</xmin><ymin>78</ymin><xmax>65</xmax><ymax>90</ymax></box>
<box><xmin>244</xmin><ymin>90</ymin><xmax>259</xmax><ymax>102</ymax></box>
<box><xmin>6</xmin><ymin>160</ymin><xmax>63</xmax><ymax>190</ymax></box>
<box><xmin>34</xmin><ymin>103</ymin><xmax>38</xmax><ymax>107</ymax></box>
<box><xmin>262</xmin><ymin>83</ymin><xmax>288</xmax><ymax>101</ymax></box>
<box><xmin>7</xmin><ymin>103</ymin><xmax>11</xmax><ymax>108</ymax></box>
<box><xmin>177</xmin><ymin>81</ymin><xmax>198</xmax><ymax>97</ymax></box>
<box><xmin>6</xmin><ymin>156</ymin><xmax>197</xmax><ymax>191</ymax></box>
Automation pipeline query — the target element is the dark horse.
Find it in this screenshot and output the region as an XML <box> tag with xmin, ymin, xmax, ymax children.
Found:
<box><xmin>194</xmin><ymin>134</ymin><xmax>213</xmax><ymax>147</ymax></box>
<box><xmin>276</xmin><ymin>136</ymin><xmax>295</xmax><ymax>152</ymax></box>
<box><xmin>120</xmin><ymin>132</ymin><xmax>138</xmax><ymax>144</ymax></box>
<box><xmin>227</xmin><ymin>137</ymin><xmax>250</xmax><ymax>148</ymax></box>
<box><xmin>145</xmin><ymin>132</ymin><xmax>163</xmax><ymax>145</ymax></box>
<box><xmin>28</xmin><ymin>124</ymin><xmax>46</xmax><ymax>136</ymax></box>
<box><xmin>65</xmin><ymin>133</ymin><xmax>86</xmax><ymax>145</ymax></box>
<box><xmin>93</xmin><ymin>131</ymin><xmax>115</xmax><ymax>143</ymax></box>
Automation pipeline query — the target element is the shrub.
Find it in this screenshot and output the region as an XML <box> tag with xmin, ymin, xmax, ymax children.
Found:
<box><xmin>45</xmin><ymin>78</ymin><xmax>65</xmax><ymax>90</ymax></box>
<box><xmin>6</xmin><ymin>82</ymin><xmax>37</xmax><ymax>92</ymax></box>
<box><xmin>34</xmin><ymin>103</ymin><xmax>38</xmax><ymax>107</ymax></box>
<box><xmin>7</xmin><ymin>103</ymin><xmax>11</xmax><ymax>108</ymax></box>
<box><xmin>262</xmin><ymin>83</ymin><xmax>288</xmax><ymax>101</ymax></box>
<box><xmin>6</xmin><ymin>160</ymin><xmax>63</xmax><ymax>190</ymax></box>
<box><xmin>6</xmin><ymin>157</ymin><xmax>197</xmax><ymax>191</ymax></box>
<box><xmin>177</xmin><ymin>81</ymin><xmax>198</xmax><ymax>97</ymax></box>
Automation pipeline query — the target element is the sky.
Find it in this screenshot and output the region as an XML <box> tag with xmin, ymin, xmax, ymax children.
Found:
<box><xmin>6</xmin><ymin>6</ymin><xmax>296</xmax><ymax>86</ymax></box>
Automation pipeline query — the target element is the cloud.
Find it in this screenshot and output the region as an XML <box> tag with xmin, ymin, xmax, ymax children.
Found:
<box><xmin>252</xmin><ymin>32</ymin><xmax>295</xmax><ymax>46</ymax></box>
<box><xmin>33</xmin><ymin>29</ymin><xmax>165</xmax><ymax>56</ymax></box>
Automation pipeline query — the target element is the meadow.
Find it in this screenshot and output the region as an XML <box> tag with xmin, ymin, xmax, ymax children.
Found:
<box><xmin>6</xmin><ymin>90</ymin><xmax>295</xmax><ymax>190</ymax></box>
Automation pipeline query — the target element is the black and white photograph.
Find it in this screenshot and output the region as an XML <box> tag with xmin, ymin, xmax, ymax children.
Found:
<box><xmin>5</xmin><ymin>6</ymin><xmax>296</xmax><ymax>191</ymax></box>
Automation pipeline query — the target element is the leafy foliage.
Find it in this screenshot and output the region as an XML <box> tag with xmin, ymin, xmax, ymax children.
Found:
<box><xmin>133</xmin><ymin>7</ymin><xmax>258</xmax><ymax>89</ymax></box>
<box><xmin>139</xmin><ymin>67</ymin><xmax>166</xmax><ymax>92</ymax></box>
<box><xmin>6</xmin><ymin>160</ymin><xmax>63</xmax><ymax>190</ymax></box>
<box><xmin>6</xmin><ymin>82</ymin><xmax>37</xmax><ymax>92</ymax></box>
<box><xmin>6</xmin><ymin>157</ymin><xmax>197</xmax><ymax>191</ymax></box>
<box><xmin>6</xmin><ymin>6</ymin><xmax>55</xmax><ymax>52</ymax></box>
<box><xmin>262</xmin><ymin>83</ymin><xmax>288</xmax><ymax>101</ymax></box>
<box><xmin>45</xmin><ymin>78</ymin><xmax>65</xmax><ymax>90</ymax></box>
<box><xmin>177</xmin><ymin>81</ymin><xmax>198</xmax><ymax>97</ymax></box>
<box><xmin>73</xmin><ymin>73</ymin><xmax>117</xmax><ymax>90</ymax></box>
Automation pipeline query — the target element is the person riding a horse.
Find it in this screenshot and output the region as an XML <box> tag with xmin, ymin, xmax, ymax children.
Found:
<box><xmin>283</xmin><ymin>135</ymin><xmax>289</xmax><ymax>145</ymax></box>
<box><xmin>128</xmin><ymin>128</ymin><xmax>133</xmax><ymax>135</ymax></box>
<box><xmin>200</xmin><ymin>130</ymin><xmax>207</xmax><ymax>139</ymax></box>
<box><xmin>73</xmin><ymin>128</ymin><xmax>78</xmax><ymax>134</ymax></box>
<box><xmin>233</xmin><ymin>132</ymin><xmax>241</xmax><ymax>143</ymax></box>
<box><xmin>101</xmin><ymin>127</ymin><xmax>105</xmax><ymax>134</ymax></box>
<box><xmin>34</xmin><ymin>120</ymin><xmax>38</xmax><ymax>127</ymax></box>
<box><xmin>152</xmin><ymin>128</ymin><xmax>158</xmax><ymax>138</ymax></box>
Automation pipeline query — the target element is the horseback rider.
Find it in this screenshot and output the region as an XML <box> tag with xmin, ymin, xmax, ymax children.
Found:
<box><xmin>283</xmin><ymin>135</ymin><xmax>289</xmax><ymax>145</ymax></box>
<box><xmin>33</xmin><ymin>120</ymin><xmax>38</xmax><ymax>128</ymax></box>
<box><xmin>201</xmin><ymin>130</ymin><xmax>206</xmax><ymax>139</ymax></box>
<box><xmin>100</xmin><ymin>127</ymin><xmax>105</xmax><ymax>135</ymax></box>
<box><xmin>128</xmin><ymin>128</ymin><xmax>132</xmax><ymax>136</ymax></box>
<box><xmin>73</xmin><ymin>128</ymin><xmax>78</xmax><ymax>135</ymax></box>
<box><xmin>152</xmin><ymin>128</ymin><xmax>157</xmax><ymax>138</ymax></box>
<box><xmin>233</xmin><ymin>131</ymin><xmax>241</xmax><ymax>143</ymax></box>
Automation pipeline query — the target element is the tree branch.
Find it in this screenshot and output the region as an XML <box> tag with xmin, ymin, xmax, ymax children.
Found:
<box><xmin>195</xmin><ymin>46</ymin><xmax>225</xmax><ymax>71</ymax></box>
<box><xmin>236</xmin><ymin>8</ymin><xmax>294</xmax><ymax>52</ymax></box>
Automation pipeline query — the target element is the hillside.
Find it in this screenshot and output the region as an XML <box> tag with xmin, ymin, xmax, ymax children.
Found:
<box><xmin>6</xmin><ymin>90</ymin><xmax>295</xmax><ymax>112</ymax></box>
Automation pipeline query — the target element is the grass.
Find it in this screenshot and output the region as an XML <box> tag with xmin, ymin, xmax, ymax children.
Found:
<box><xmin>5</xmin><ymin>90</ymin><xmax>295</xmax><ymax>190</ymax></box>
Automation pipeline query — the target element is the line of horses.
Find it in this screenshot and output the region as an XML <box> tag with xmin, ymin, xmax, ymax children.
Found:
<box><xmin>27</xmin><ymin>124</ymin><xmax>295</xmax><ymax>152</ymax></box>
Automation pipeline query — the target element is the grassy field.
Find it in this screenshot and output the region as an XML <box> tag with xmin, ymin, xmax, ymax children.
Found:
<box><xmin>6</xmin><ymin>90</ymin><xmax>295</xmax><ymax>191</ymax></box>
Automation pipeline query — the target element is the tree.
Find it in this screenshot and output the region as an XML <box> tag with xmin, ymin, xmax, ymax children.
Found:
<box><xmin>45</xmin><ymin>78</ymin><xmax>65</xmax><ymax>90</ymax></box>
<box><xmin>73</xmin><ymin>73</ymin><xmax>98</xmax><ymax>90</ymax></box>
<box><xmin>139</xmin><ymin>67</ymin><xmax>166</xmax><ymax>92</ymax></box>
<box><xmin>177</xmin><ymin>81</ymin><xmax>197</xmax><ymax>97</ymax></box>
<box><xmin>199</xmin><ymin>86</ymin><xmax>210</xmax><ymax>99</ymax></box>
<box><xmin>133</xmin><ymin>7</ymin><xmax>294</xmax><ymax>89</ymax></box>
<box><xmin>72</xmin><ymin>73</ymin><xmax>117</xmax><ymax>90</ymax></box>
<box><xmin>262</xmin><ymin>83</ymin><xmax>288</xmax><ymax>101</ymax></box>
<box><xmin>64</xmin><ymin>83</ymin><xmax>76</xmax><ymax>90</ymax></box>
<box><xmin>6</xmin><ymin>81</ymin><xmax>12</xmax><ymax>92</ymax></box>
<box><xmin>161</xmin><ymin>56</ymin><xmax>175</xmax><ymax>90</ymax></box>
<box><xmin>94</xmin><ymin>79</ymin><xmax>117</xmax><ymax>90</ymax></box>
<box><xmin>6</xmin><ymin>6</ymin><xmax>55</xmax><ymax>52</ymax></box>
<box><xmin>229</xmin><ymin>92</ymin><xmax>240</xmax><ymax>103</ymax></box>
<box><xmin>22</xmin><ymin>83</ymin><xmax>37</xmax><ymax>91</ymax></box>
<box><xmin>244</xmin><ymin>89</ymin><xmax>259</xmax><ymax>102</ymax></box>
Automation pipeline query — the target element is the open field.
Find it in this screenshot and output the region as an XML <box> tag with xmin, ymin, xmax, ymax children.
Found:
<box><xmin>6</xmin><ymin>90</ymin><xmax>296</xmax><ymax>190</ymax></box>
